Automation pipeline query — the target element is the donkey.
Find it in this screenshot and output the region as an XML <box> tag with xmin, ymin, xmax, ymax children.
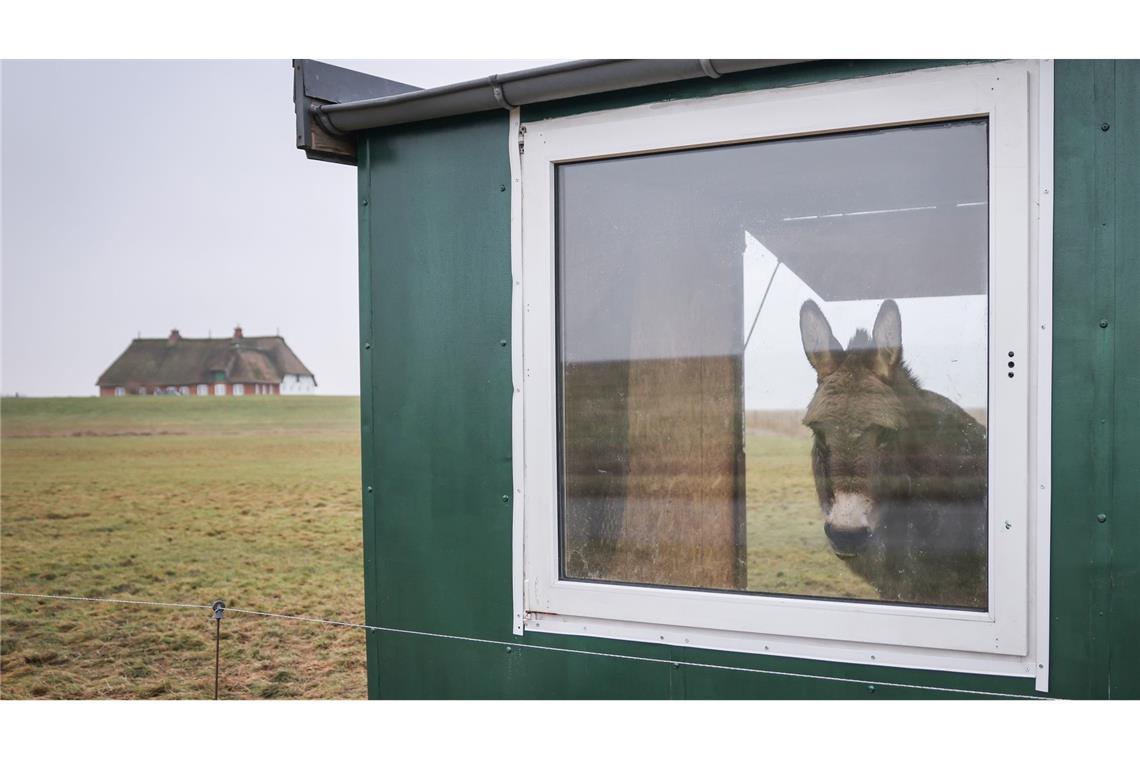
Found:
<box><xmin>798</xmin><ymin>299</ymin><xmax>987</xmax><ymax>608</ymax></box>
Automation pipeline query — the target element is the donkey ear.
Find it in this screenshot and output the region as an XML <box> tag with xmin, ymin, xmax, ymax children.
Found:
<box><xmin>800</xmin><ymin>300</ymin><xmax>844</xmax><ymax>379</ymax></box>
<box><xmin>871</xmin><ymin>299</ymin><xmax>903</xmax><ymax>381</ymax></box>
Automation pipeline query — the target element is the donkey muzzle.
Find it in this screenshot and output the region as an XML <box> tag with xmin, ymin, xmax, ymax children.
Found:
<box><xmin>825</xmin><ymin>492</ymin><xmax>874</xmax><ymax>556</ymax></box>
<box><xmin>825</xmin><ymin>524</ymin><xmax>871</xmax><ymax>556</ymax></box>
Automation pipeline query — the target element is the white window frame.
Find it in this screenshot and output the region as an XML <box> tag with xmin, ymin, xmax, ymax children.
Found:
<box><xmin>513</xmin><ymin>60</ymin><xmax>1053</xmax><ymax>687</ymax></box>
<box><xmin>215</xmin><ymin>383</ymin><xmax>226</xmax><ymax>396</ymax></box>
<box><xmin>197</xmin><ymin>384</ymin><xmax>209</xmax><ymax>396</ymax></box>
<box><xmin>234</xmin><ymin>384</ymin><xmax>245</xmax><ymax>396</ymax></box>
<box><xmin>115</xmin><ymin>387</ymin><xmax>125</xmax><ymax>397</ymax></box>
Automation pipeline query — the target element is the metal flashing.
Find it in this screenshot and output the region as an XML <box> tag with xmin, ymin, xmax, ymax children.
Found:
<box><xmin>293</xmin><ymin>59</ymin><xmax>420</xmax><ymax>165</ymax></box>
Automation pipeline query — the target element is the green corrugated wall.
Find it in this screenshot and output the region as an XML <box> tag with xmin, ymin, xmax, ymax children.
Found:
<box><xmin>356</xmin><ymin>60</ymin><xmax>1139</xmax><ymax>699</ymax></box>
<box><xmin>1051</xmin><ymin>60</ymin><xmax>1139</xmax><ymax>699</ymax></box>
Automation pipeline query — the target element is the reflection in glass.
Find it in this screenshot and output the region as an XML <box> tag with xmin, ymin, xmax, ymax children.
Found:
<box><xmin>557</xmin><ymin>119</ymin><xmax>989</xmax><ymax>609</ymax></box>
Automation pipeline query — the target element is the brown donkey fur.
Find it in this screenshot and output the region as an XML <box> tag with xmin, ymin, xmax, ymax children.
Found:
<box><xmin>799</xmin><ymin>299</ymin><xmax>988</xmax><ymax>608</ymax></box>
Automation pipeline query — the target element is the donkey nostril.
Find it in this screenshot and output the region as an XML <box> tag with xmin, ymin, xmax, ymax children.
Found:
<box><xmin>825</xmin><ymin>524</ymin><xmax>871</xmax><ymax>554</ymax></box>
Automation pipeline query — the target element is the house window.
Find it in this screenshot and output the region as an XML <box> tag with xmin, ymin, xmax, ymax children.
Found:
<box><xmin>234</xmin><ymin>384</ymin><xmax>245</xmax><ymax>396</ymax></box>
<box><xmin>215</xmin><ymin>383</ymin><xmax>226</xmax><ymax>396</ymax></box>
<box><xmin>179</xmin><ymin>386</ymin><xmax>189</xmax><ymax>395</ymax></box>
<box><xmin>115</xmin><ymin>387</ymin><xmax>125</xmax><ymax>397</ymax></box>
<box><xmin>517</xmin><ymin>61</ymin><xmax>1051</xmax><ymax>681</ymax></box>
<box><xmin>197</xmin><ymin>384</ymin><xmax>208</xmax><ymax>396</ymax></box>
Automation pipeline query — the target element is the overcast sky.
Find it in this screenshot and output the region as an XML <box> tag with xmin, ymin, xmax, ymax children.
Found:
<box><xmin>1</xmin><ymin>59</ymin><xmax>565</xmax><ymax>397</ymax></box>
<box><xmin>2</xmin><ymin>59</ymin><xmax>987</xmax><ymax>408</ymax></box>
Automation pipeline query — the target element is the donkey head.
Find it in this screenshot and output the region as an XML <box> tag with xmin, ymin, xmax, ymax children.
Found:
<box><xmin>799</xmin><ymin>299</ymin><xmax>910</xmax><ymax>558</ymax></box>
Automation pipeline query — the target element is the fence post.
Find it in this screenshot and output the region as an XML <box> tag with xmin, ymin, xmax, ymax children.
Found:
<box><xmin>212</xmin><ymin>600</ymin><xmax>226</xmax><ymax>700</ymax></box>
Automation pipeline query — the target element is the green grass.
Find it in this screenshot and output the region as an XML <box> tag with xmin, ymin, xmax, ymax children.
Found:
<box><xmin>0</xmin><ymin>395</ymin><xmax>872</xmax><ymax>699</ymax></box>
<box><xmin>0</xmin><ymin>395</ymin><xmax>364</xmax><ymax>700</ymax></box>
<box><xmin>745</xmin><ymin>432</ymin><xmax>877</xmax><ymax>599</ymax></box>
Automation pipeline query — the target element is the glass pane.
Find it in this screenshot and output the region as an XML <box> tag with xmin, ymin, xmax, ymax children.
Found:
<box><xmin>557</xmin><ymin>119</ymin><xmax>989</xmax><ymax>610</ymax></box>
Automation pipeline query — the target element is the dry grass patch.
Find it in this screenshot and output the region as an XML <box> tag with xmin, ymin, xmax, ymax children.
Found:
<box><xmin>1</xmin><ymin>396</ymin><xmax>365</xmax><ymax>699</ymax></box>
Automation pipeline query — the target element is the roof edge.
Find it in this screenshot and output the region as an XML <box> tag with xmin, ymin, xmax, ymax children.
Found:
<box><xmin>300</xmin><ymin>59</ymin><xmax>812</xmax><ymax>151</ymax></box>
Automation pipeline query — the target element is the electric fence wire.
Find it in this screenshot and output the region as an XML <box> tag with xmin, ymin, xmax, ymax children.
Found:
<box><xmin>0</xmin><ymin>590</ymin><xmax>1048</xmax><ymax>699</ymax></box>
<box><xmin>1</xmin><ymin>591</ymin><xmax>211</xmax><ymax>610</ymax></box>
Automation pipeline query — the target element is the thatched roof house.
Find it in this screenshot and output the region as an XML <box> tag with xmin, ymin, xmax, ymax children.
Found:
<box><xmin>97</xmin><ymin>327</ymin><xmax>316</xmax><ymax>397</ymax></box>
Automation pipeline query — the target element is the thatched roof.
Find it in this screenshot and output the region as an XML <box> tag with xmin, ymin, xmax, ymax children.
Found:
<box><xmin>96</xmin><ymin>331</ymin><xmax>315</xmax><ymax>387</ymax></box>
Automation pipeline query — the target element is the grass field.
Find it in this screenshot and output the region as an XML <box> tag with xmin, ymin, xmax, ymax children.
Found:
<box><xmin>745</xmin><ymin>431</ymin><xmax>877</xmax><ymax>599</ymax></box>
<box><xmin>1</xmin><ymin>396</ymin><xmax>364</xmax><ymax>700</ymax></box>
<box><xmin>0</xmin><ymin>395</ymin><xmax>873</xmax><ymax>699</ymax></box>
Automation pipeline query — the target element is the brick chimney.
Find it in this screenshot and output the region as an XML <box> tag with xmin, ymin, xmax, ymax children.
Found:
<box><xmin>233</xmin><ymin>326</ymin><xmax>244</xmax><ymax>339</ymax></box>
<box><xmin>167</xmin><ymin>329</ymin><xmax>182</xmax><ymax>346</ymax></box>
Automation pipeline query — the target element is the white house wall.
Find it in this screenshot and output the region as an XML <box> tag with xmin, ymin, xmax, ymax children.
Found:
<box><xmin>280</xmin><ymin>374</ymin><xmax>316</xmax><ymax>394</ymax></box>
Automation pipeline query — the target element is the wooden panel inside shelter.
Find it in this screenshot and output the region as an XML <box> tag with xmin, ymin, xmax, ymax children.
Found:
<box><xmin>558</xmin><ymin>183</ymin><xmax>746</xmax><ymax>589</ymax></box>
<box><xmin>610</xmin><ymin>353</ymin><xmax>743</xmax><ymax>589</ymax></box>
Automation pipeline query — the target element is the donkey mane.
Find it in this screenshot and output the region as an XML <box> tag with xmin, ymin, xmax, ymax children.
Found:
<box><xmin>843</xmin><ymin>328</ymin><xmax>920</xmax><ymax>389</ymax></box>
<box><xmin>846</xmin><ymin>327</ymin><xmax>874</xmax><ymax>351</ymax></box>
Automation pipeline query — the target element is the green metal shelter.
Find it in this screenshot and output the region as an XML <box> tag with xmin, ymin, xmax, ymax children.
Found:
<box><xmin>294</xmin><ymin>59</ymin><xmax>1139</xmax><ymax>699</ymax></box>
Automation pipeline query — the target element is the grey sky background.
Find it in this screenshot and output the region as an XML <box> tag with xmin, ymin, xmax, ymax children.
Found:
<box><xmin>1</xmin><ymin>59</ymin><xmax>564</xmax><ymax>397</ymax></box>
<box><xmin>2</xmin><ymin>59</ymin><xmax>986</xmax><ymax>407</ymax></box>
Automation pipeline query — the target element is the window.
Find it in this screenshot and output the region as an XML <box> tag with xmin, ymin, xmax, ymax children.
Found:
<box><xmin>215</xmin><ymin>383</ymin><xmax>226</xmax><ymax>396</ymax></box>
<box><xmin>516</xmin><ymin>61</ymin><xmax>1051</xmax><ymax>681</ymax></box>
<box><xmin>179</xmin><ymin>386</ymin><xmax>190</xmax><ymax>395</ymax></box>
<box><xmin>233</xmin><ymin>384</ymin><xmax>245</xmax><ymax>396</ymax></box>
<box><xmin>557</xmin><ymin>117</ymin><xmax>991</xmax><ymax>608</ymax></box>
<box><xmin>197</xmin><ymin>384</ymin><xmax>209</xmax><ymax>396</ymax></box>
<box><xmin>115</xmin><ymin>387</ymin><xmax>125</xmax><ymax>397</ymax></box>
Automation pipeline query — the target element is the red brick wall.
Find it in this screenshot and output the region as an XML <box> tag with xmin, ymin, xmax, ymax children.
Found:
<box><xmin>101</xmin><ymin>382</ymin><xmax>282</xmax><ymax>396</ymax></box>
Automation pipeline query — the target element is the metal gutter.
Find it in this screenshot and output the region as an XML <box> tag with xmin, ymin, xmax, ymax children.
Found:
<box><xmin>313</xmin><ymin>59</ymin><xmax>811</xmax><ymax>134</ymax></box>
